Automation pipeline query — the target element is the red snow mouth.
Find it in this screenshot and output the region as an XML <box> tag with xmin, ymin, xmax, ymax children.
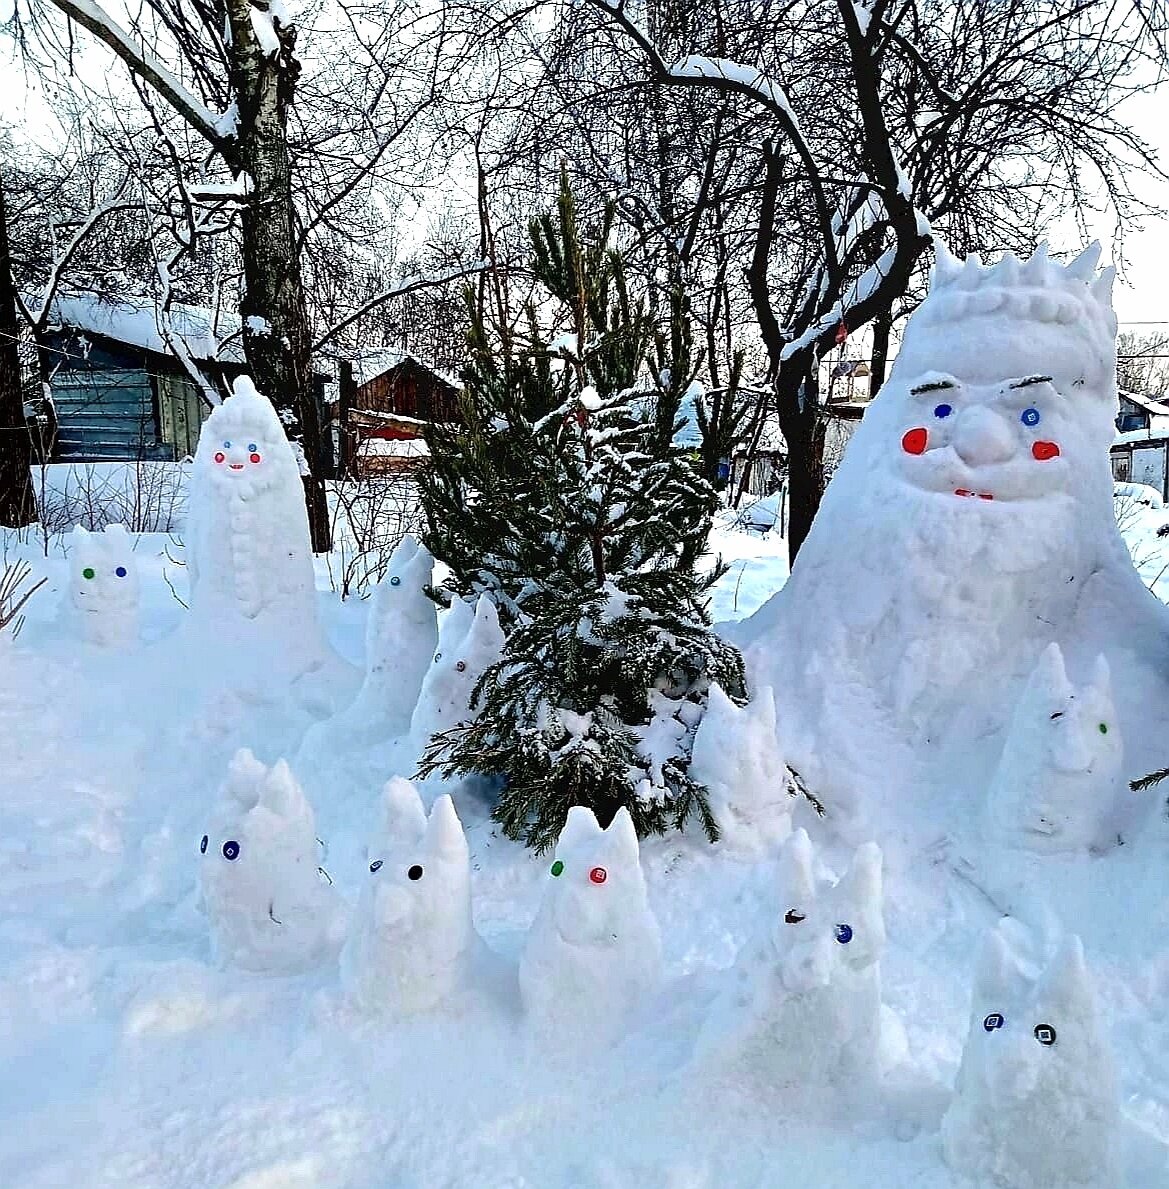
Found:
<box><xmin>229</xmin><ymin>464</ymin><xmax>245</xmax><ymax>471</ymax></box>
<box><xmin>955</xmin><ymin>488</ymin><xmax>994</xmax><ymax>501</ymax></box>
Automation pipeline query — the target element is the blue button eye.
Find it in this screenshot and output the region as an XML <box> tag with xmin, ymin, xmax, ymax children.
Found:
<box><xmin>934</xmin><ymin>403</ymin><xmax>952</xmax><ymax>419</ymax></box>
<box><xmin>369</xmin><ymin>859</ymin><xmax>383</xmax><ymax>873</ymax></box>
<box><xmin>390</xmin><ymin>576</ymin><xmax>401</xmax><ymax>586</ymax></box>
<box><xmin>222</xmin><ymin>840</ymin><xmax>240</xmax><ymax>861</ymax></box>
<box><xmin>115</xmin><ymin>566</ymin><xmax>127</xmax><ymax>578</ymax></box>
<box><xmin>200</xmin><ymin>834</ymin><xmax>208</xmax><ymax>854</ymax></box>
<box><xmin>223</xmin><ymin>441</ymin><xmax>232</xmax><ymax>449</ymax></box>
<box><xmin>834</xmin><ymin>923</ymin><xmax>853</xmax><ymax>944</ymax></box>
<box><xmin>1021</xmin><ymin>407</ymin><xmax>1041</xmax><ymax>427</ymax></box>
<box><xmin>247</xmin><ymin>443</ymin><xmax>257</xmax><ymax>452</ymax></box>
<box><xmin>984</xmin><ymin>1012</ymin><xmax>1005</xmax><ymax>1032</ymax></box>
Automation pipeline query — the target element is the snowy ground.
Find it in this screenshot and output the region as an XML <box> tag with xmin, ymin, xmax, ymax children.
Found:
<box><xmin>0</xmin><ymin>490</ymin><xmax>1166</xmax><ymax>1187</ymax></box>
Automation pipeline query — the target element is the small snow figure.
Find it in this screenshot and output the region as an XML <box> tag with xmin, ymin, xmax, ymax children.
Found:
<box><xmin>986</xmin><ymin>642</ymin><xmax>1125</xmax><ymax>852</ymax></box>
<box><xmin>342</xmin><ymin>780</ymin><xmax>489</xmax><ymax>1014</ymax></box>
<box><xmin>689</xmin><ymin>683</ymin><xmax>793</xmax><ymax>857</ymax></box>
<box><xmin>65</xmin><ymin>524</ymin><xmax>139</xmax><ymax>648</ymax></box>
<box><xmin>698</xmin><ymin>829</ymin><xmax>896</xmax><ymax>1093</ymax></box>
<box><xmin>942</xmin><ymin>926</ymin><xmax>1121</xmax><ymax>1189</ymax></box>
<box><xmin>409</xmin><ymin>594</ymin><xmax>504</xmax><ymax>747</ymax></box>
<box><xmin>198</xmin><ymin>748</ymin><xmax>343</xmax><ymax>974</ymax></box>
<box><xmin>186</xmin><ymin>377</ymin><xmax>318</xmax><ymax>631</ymax></box>
<box><xmin>519</xmin><ymin>806</ymin><xmax>662</xmax><ymax>1047</ymax></box>
<box><xmin>335</xmin><ymin>535</ymin><xmax>438</xmax><ymax>742</ymax></box>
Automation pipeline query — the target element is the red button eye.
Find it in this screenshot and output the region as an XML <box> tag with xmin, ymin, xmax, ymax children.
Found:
<box><xmin>214</xmin><ymin>452</ymin><xmax>225</xmax><ymax>464</ymax></box>
<box><xmin>901</xmin><ymin>427</ymin><xmax>928</xmax><ymax>455</ymax></box>
<box><xmin>249</xmin><ymin>452</ymin><xmax>261</xmax><ymax>464</ymax></box>
<box><xmin>589</xmin><ymin>866</ymin><xmax>607</xmax><ymax>884</ymax></box>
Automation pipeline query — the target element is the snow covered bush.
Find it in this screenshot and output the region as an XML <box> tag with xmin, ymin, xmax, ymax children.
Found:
<box><xmin>417</xmin><ymin>171</ymin><xmax>746</xmax><ymax>850</ymax></box>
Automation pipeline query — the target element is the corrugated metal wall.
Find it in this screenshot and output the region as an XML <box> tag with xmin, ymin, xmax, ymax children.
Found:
<box><xmin>51</xmin><ymin>368</ymin><xmax>172</xmax><ymax>461</ymax></box>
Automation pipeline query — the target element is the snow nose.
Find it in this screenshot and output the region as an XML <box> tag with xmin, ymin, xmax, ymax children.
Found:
<box><xmin>781</xmin><ymin>933</ymin><xmax>835</xmax><ymax>993</ymax></box>
<box><xmin>951</xmin><ymin>406</ymin><xmax>1016</xmax><ymax>467</ymax></box>
<box><xmin>375</xmin><ymin>883</ymin><xmax>411</xmax><ymax>929</ymax></box>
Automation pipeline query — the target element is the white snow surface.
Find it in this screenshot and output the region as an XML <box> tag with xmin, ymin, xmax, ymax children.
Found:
<box><xmin>1</xmin><ymin>268</ymin><xmax>1169</xmax><ymax>1182</ymax></box>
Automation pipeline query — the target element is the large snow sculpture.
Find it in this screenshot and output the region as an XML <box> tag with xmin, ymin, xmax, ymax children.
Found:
<box><xmin>198</xmin><ymin>748</ymin><xmax>343</xmax><ymax>973</ymax></box>
<box><xmin>700</xmin><ymin>828</ymin><xmax>893</xmax><ymax>1091</ymax></box>
<box><xmin>689</xmin><ymin>683</ymin><xmax>793</xmax><ymax>856</ymax></box>
<box><xmin>941</xmin><ymin>926</ymin><xmax>1120</xmax><ymax>1188</ymax></box>
<box><xmin>986</xmin><ymin>643</ymin><xmax>1125</xmax><ymax>852</ymax></box>
<box><xmin>733</xmin><ymin>242</ymin><xmax>1160</xmax><ymax>808</ymax></box>
<box><xmin>409</xmin><ymin>594</ymin><xmax>505</xmax><ymax>747</ymax></box>
<box><xmin>65</xmin><ymin>523</ymin><xmax>139</xmax><ymax>648</ymax></box>
<box><xmin>184</xmin><ymin>377</ymin><xmax>327</xmax><ymax>663</ymax></box>
<box><xmin>342</xmin><ymin>780</ymin><xmax>488</xmax><ymax>1014</ymax></box>
<box><xmin>519</xmin><ymin>806</ymin><xmax>662</xmax><ymax>1045</ymax></box>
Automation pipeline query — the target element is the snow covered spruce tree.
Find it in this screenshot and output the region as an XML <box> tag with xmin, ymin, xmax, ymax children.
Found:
<box><xmin>418</xmin><ymin>173</ymin><xmax>746</xmax><ymax>851</ymax></box>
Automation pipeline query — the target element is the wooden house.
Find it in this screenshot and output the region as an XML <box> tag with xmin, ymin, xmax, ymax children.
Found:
<box><xmin>1110</xmin><ymin>389</ymin><xmax>1169</xmax><ymax>499</ymax></box>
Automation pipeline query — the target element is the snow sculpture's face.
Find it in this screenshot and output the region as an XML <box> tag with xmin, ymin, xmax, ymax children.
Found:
<box><xmin>196</xmin><ymin>388</ymin><xmax>287</xmax><ymax>501</ymax></box>
<box><xmin>363</xmin><ymin>792</ymin><xmax>471</xmax><ymax>963</ymax></box>
<box><xmin>199</xmin><ymin>753</ymin><xmax>319</xmax><ymax>938</ymax></box>
<box><xmin>413</xmin><ymin>597</ymin><xmax>504</xmax><ymax>737</ymax></box>
<box><xmin>774</xmin><ymin>834</ymin><xmax>884</xmax><ymax>995</ymax></box>
<box><xmin>1036</xmin><ymin>665</ymin><xmax>1120</xmax><ymax>781</ymax></box>
<box><xmin>69</xmin><ymin>524</ymin><xmax>139</xmax><ymax>620</ymax></box>
<box><xmin>893</xmin><ymin>373</ymin><xmax>1077</xmax><ymax>504</ymax></box>
<box><xmin>543</xmin><ymin>807</ymin><xmax>647</xmax><ymax>950</ymax></box>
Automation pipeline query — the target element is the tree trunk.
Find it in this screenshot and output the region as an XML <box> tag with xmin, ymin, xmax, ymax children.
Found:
<box><xmin>775</xmin><ymin>352</ymin><xmax>826</xmax><ymax>561</ymax></box>
<box><xmin>227</xmin><ymin>0</ymin><xmax>331</xmax><ymax>552</ymax></box>
<box><xmin>869</xmin><ymin>306</ymin><xmax>891</xmax><ymax>399</ymax></box>
<box><xmin>0</xmin><ymin>174</ymin><xmax>36</xmax><ymax>528</ymax></box>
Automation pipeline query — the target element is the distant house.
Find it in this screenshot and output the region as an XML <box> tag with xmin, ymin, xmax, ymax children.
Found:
<box><xmin>342</xmin><ymin>349</ymin><xmax>461</xmax><ymax>477</ymax></box>
<box><xmin>39</xmin><ymin>294</ymin><xmax>247</xmax><ymax>461</ymax></box>
<box><xmin>1110</xmin><ymin>389</ymin><xmax>1169</xmax><ymax>498</ymax></box>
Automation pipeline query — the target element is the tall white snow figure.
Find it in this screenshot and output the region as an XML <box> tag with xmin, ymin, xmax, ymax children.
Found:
<box><xmin>199</xmin><ymin>748</ymin><xmax>343</xmax><ymax>973</ymax></box>
<box><xmin>689</xmin><ymin>683</ymin><xmax>793</xmax><ymax>856</ymax></box>
<box><xmin>942</xmin><ymin>926</ymin><xmax>1121</xmax><ymax>1188</ymax></box>
<box><xmin>342</xmin><ymin>780</ymin><xmax>486</xmax><ymax>1014</ymax></box>
<box><xmin>987</xmin><ymin>643</ymin><xmax>1125</xmax><ymax>852</ymax></box>
<box><xmin>520</xmin><ymin>806</ymin><xmax>662</xmax><ymax>1046</ymax></box>
<box><xmin>65</xmin><ymin>523</ymin><xmax>139</xmax><ymax>647</ymax></box>
<box><xmin>731</xmin><ymin>242</ymin><xmax>1157</xmax><ymax>807</ymax></box>
<box><xmin>409</xmin><ymin>594</ymin><xmax>505</xmax><ymax>747</ymax></box>
<box><xmin>701</xmin><ymin>829</ymin><xmax>892</xmax><ymax>1090</ymax></box>
<box><xmin>337</xmin><ymin>535</ymin><xmax>438</xmax><ymax>741</ymax></box>
<box><xmin>185</xmin><ymin>377</ymin><xmax>321</xmax><ymax>647</ymax></box>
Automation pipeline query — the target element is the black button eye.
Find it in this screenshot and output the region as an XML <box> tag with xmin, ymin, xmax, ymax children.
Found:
<box><xmin>200</xmin><ymin>834</ymin><xmax>208</xmax><ymax>854</ymax></box>
<box><xmin>222</xmin><ymin>840</ymin><xmax>240</xmax><ymax>861</ymax></box>
<box><xmin>983</xmin><ymin>1013</ymin><xmax>1005</xmax><ymax>1032</ymax></box>
<box><xmin>455</xmin><ymin>660</ymin><xmax>467</xmax><ymax>672</ymax></box>
<box><xmin>369</xmin><ymin>860</ymin><xmax>383</xmax><ymax>873</ymax></box>
<box><xmin>407</xmin><ymin>864</ymin><xmax>423</xmax><ymax>880</ymax></box>
<box><xmin>784</xmin><ymin>909</ymin><xmax>805</xmax><ymax>924</ymax></box>
<box><xmin>1034</xmin><ymin>1023</ymin><xmax>1057</xmax><ymax>1046</ymax></box>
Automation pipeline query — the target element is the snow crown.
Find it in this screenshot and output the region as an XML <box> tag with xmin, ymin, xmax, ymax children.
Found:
<box><xmin>918</xmin><ymin>242</ymin><xmax>1116</xmax><ymax>364</ymax></box>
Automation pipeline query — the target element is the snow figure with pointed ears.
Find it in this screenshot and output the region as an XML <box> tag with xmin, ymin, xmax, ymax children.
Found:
<box><xmin>520</xmin><ymin>806</ymin><xmax>662</xmax><ymax>1046</ymax></box>
<box><xmin>986</xmin><ymin>643</ymin><xmax>1125</xmax><ymax>853</ymax></box>
<box><xmin>689</xmin><ymin>683</ymin><xmax>793</xmax><ymax>857</ymax></box>
<box><xmin>64</xmin><ymin>523</ymin><xmax>139</xmax><ymax>648</ymax></box>
<box><xmin>198</xmin><ymin>748</ymin><xmax>344</xmax><ymax>974</ymax></box>
<box><xmin>942</xmin><ymin>925</ymin><xmax>1121</xmax><ymax>1189</ymax></box>
<box><xmin>342</xmin><ymin>779</ymin><xmax>490</xmax><ymax>1014</ymax></box>
<box><xmin>699</xmin><ymin>828</ymin><xmax>896</xmax><ymax>1092</ymax></box>
<box><xmin>409</xmin><ymin>594</ymin><xmax>505</xmax><ymax>749</ymax></box>
<box><xmin>733</xmin><ymin>241</ymin><xmax>1165</xmax><ymax>814</ymax></box>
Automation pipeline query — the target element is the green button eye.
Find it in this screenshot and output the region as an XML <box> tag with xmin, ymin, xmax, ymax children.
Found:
<box><xmin>1099</xmin><ymin>723</ymin><xmax>1108</xmax><ymax>735</ymax></box>
<box><xmin>82</xmin><ymin>567</ymin><xmax>95</xmax><ymax>580</ymax></box>
<box><xmin>550</xmin><ymin>860</ymin><xmax>564</xmax><ymax>877</ymax></box>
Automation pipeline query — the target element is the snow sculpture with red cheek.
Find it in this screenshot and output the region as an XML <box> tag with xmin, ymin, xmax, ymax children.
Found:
<box><xmin>185</xmin><ymin>377</ymin><xmax>328</xmax><ymax>665</ymax></box>
<box><xmin>734</xmin><ymin>242</ymin><xmax>1150</xmax><ymax>805</ymax></box>
<box><xmin>519</xmin><ymin>806</ymin><xmax>662</xmax><ymax>1046</ymax></box>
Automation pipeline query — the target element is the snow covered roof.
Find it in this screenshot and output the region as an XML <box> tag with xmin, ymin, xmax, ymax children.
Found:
<box><xmin>356</xmin><ymin>436</ymin><xmax>430</xmax><ymax>459</ymax></box>
<box><xmin>350</xmin><ymin>346</ymin><xmax>460</xmax><ymax>391</ymax></box>
<box><xmin>44</xmin><ymin>292</ymin><xmax>245</xmax><ymax>364</ymax></box>
<box><xmin>1114</xmin><ymin>420</ymin><xmax>1169</xmax><ymax>446</ymax></box>
<box><xmin>1118</xmin><ymin>388</ymin><xmax>1169</xmax><ymax>417</ymax></box>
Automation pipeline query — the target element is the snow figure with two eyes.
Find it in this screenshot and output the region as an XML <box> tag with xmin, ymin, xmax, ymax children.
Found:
<box><xmin>342</xmin><ymin>778</ymin><xmax>494</xmax><ymax>1015</ymax></box>
<box><xmin>519</xmin><ymin>806</ymin><xmax>662</xmax><ymax>1047</ymax></box>
<box><xmin>942</xmin><ymin>923</ymin><xmax>1120</xmax><ymax>1188</ymax></box>
<box><xmin>198</xmin><ymin>748</ymin><xmax>343</xmax><ymax>973</ymax></box>
<box><xmin>697</xmin><ymin>828</ymin><xmax>899</xmax><ymax>1095</ymax></box>
<box><xmin>736</xmin><ymin>241</ymin><xmax>1162</xmax><ymax>810</ymax></box>
<box><xmin>185</xmin><ymin>377</ymin><xmax>324</xmax><ymax>661</ymax></box>
<box><xmin>65</xmin><ymin>523</ymin><xmax>139</xmax><ymax>648</ymax></box>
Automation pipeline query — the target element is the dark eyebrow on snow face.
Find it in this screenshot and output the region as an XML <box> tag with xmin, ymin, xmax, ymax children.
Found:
<box><xmin>1009</xmin><ymin>375</ymin><xmax>1053</xmax><ymax>389</ymax></box>
<box><xmin>910</xmin><ymin>380</ymin><xmax>956</xmax><ymax>395</ymax></box>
